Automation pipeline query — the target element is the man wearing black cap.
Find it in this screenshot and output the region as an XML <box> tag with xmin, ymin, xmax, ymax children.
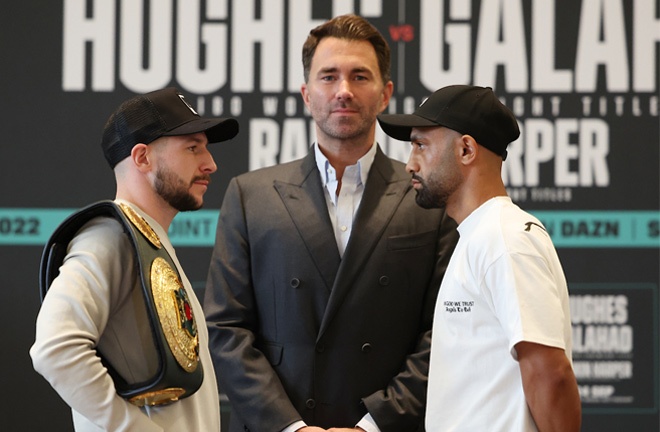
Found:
<box><xmin>31</xmin><ymin>87</ymin><xmax>239</xmax><ymax>432</ymax></box>
<box><xmin>378</xmin><ymin>85</ymin><xmax>581</xmax><ymax>432</ymax></box>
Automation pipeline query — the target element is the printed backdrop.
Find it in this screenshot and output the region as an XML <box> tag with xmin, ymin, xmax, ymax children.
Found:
<box><xmin>1</xmin><ymin>1</ymin><xmax>658</xmax><ymax>430</ymax></box>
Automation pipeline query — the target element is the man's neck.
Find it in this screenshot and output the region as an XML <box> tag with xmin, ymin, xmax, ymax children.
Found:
<box><xmin>115</xmin><ymin>192</ymin><xmax>178</xmax><ymax>233</ymax></box>
<box><xmin>317</xmin><ymin>139</ymin><xmax>374</xmax><ymax>180</ymax></box>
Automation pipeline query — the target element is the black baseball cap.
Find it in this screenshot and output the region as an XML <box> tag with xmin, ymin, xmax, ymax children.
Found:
<box><xmin>101</xmin><ymin>87</ymin><xmax>239</xmax><ymax>168</ymax></box>
<box><xmin>378</xmin><ymin>85</ymin><xmax>519</xmax><ymax>160</ymax></box>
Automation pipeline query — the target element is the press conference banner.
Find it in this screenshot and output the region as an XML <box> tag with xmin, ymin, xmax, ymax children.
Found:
<box><xmin>2</xmin><ymin>1</ymin><xmax>658</xmax><ymax>431</ymax></box>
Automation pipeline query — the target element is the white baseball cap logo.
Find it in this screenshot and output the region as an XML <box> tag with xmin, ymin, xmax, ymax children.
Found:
<box><xmin>178</xmin><ymin>94</ymin><xmax>198</xmax><ymax>116</ymax></box>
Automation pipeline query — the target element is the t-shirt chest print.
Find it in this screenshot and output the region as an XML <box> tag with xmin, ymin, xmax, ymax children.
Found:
<box><xmin>443</xmin><ymin>300</ymin><xmax>475</xmax><ymax>313</ymax></box>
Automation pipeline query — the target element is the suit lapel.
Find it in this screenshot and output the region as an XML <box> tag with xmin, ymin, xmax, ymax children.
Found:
<box><xmin>318</xmin><ymin>148</ymin><xmax>410</xmax><ymax>338</ymax></box>
<box><xmin>274</xmin><ymin>152</ymin><xmax>341</xmax><ymax>292</ymax></box>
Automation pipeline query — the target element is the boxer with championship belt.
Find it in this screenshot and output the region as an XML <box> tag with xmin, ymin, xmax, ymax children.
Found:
<box><xmin>40</xmin><ymin>200</ymin><xmax>202</xmax><ymax>407</ymax></box>
<box><xmin>30</xmin><ymin>88</ymin><xmax>238</xmax><ymax>432</ymax></box>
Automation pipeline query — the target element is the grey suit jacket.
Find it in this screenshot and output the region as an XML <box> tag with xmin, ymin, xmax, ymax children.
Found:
<box><xmin>205</xmin><ymin>147</ymin><xmax>458</xmax><ymax>432</ymax></box>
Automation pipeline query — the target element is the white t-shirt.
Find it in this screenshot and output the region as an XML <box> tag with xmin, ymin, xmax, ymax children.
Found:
<box><xmin>426</xmin><ymin>196</ymin><xmax>573</xmax><ymax>432</ymax></box>
<box><xmin>30</xmin><ymin>200</ymin><xmax>220</xmax><ymax>432</ymax></box>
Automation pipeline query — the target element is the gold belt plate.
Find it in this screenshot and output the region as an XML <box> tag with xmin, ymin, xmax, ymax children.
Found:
<box><xmin>150</xmin><ymin>257</ymin><xmax>199</xmax><ymax>372</ymax></box>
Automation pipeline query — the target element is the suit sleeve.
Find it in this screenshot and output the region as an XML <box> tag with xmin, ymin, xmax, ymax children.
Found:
<box><xmin>362</xmin><ymin>211</ymin><xmax>459</xmax><ymax>432</ymax></box>
<box><xmin>204</xmin><ymin>177</ymin><xmax>303</xmax><ymax>432</ymax></box>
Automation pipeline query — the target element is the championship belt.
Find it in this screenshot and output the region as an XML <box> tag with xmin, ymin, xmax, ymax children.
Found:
<box><xmin>39</xmin><ymin>200</ymin><xmax>203</xmax><ymax>407</ymax></box>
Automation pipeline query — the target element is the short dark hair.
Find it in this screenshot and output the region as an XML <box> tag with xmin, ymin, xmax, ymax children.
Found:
<box><xmin>302</xmin><ymin>14</ymin><xmax>391</xmax><ymax>84</ymax></box>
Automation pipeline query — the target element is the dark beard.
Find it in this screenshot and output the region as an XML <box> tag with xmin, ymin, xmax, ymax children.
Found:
<box><xmin>154</xmin><ymin>167</ymin><xmax>204</xmax><ymax>212</ymax></box>
<box><xmin>412</xmin><ymin>174</ymin><xmax>448</xmax><ymax>209</ymax></box>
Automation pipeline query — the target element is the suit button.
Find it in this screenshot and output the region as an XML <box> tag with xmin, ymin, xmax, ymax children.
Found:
<box><xmin>378</xmin><ymin>275</ymin><xmax>389</xmax><ymax>286</ymax></box>
<box><xmin>306</xmin><ymin>399</ymin><xmax>316</xmax><ymax>409</ymax></box>
<box><xmin>361</xmin><ymin>343</ymin><xmax>372</xmax><ymax>353</ymax></box>
<box><xmin>316</xmin><ymin>344</ymin><xmax>325</xmax><ymax>353</ymax></box>
<box><xmin>290</xmin><ymin>278</ymin><xmax>301</xmax><ymax>288</ymax></box>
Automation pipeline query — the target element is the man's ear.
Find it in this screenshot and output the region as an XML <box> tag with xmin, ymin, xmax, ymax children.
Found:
<box><xmin>460</xmin><ymin>135</ymin><xmax>478</xmax><ymax>165</ymax></box>
<box><xmin>300</xmin><ymin>83</ymin><xmax>311</xmax><ymax>108</ymax></box>
<box><xmin>379</xmin><ymin>80</ymin><xmax>394</xmax><ymax>113</ymax></box>
<box><xmin>130</xmin><ymin>143</ymin><xmax>151</xmax><ymax>172</ymax></box>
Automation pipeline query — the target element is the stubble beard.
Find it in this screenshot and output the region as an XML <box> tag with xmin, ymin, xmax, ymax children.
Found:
<box><xmin>413</xmin><ymin>139</ymin><xmax>463</xmax><ymax>209</ymax></box>
<box><xmin>413</xmin><ymin>175</ymin><xmax>447</xmax><ymax>209</ymax></box>
<box><xmin>412</xmin><ymin>168</ymin><xmax>460</xmax><ymax>210</ymax></box>
<box><xmin>314</xmin><ymin>102</ymin><xmax>378</xmax><ymax>142</ymax></box>
<box><xmin>154</xmin><ymin>166</ymin><xmax>205</xmax><ymax>212</ymax></box>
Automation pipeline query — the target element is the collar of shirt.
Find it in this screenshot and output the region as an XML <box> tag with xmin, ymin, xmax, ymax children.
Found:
<box><xmin>313</xmin><ymin>140</ymin><xmax>377</xmax><ymax>193</ymax></box>
<box><xmin>313</xmin><ymin>141</ymin><xmax>378</xmax><ymax>257</ymax></box>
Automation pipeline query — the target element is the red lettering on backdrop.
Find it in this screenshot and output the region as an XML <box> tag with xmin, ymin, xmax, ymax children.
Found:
<box><xmin>388</xmin><ymin>24</ymin><xmax>415</xmax><ymax>42</ymax></box>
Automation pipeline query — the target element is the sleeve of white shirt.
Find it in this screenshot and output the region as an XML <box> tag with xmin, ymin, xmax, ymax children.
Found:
<box><xmin>357</xmin><ymin>413</ymin><xmax>381</xmax><ymax>432</ymax></box>
<box><xmin>280</xmin><ymin>414</ymin><xmax>380</xmax><ymax>432</ymax></box>
<box><xmin>29</xmin><ymin>219</ymin><xmax>163</xmax><ymax>432</ymax></box>
<box><xmin>487</xmin><ymin>249</ymin><xmax>569</xmax><ymax>358</ymax></box>
<box><xmin>282</xmin><ymin>420</ymin><xmax>306</xmax><ymax>432</ymax></box>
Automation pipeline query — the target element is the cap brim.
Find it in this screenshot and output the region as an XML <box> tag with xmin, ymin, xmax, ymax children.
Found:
<box><xmin>165</xmin><ymin>118</ymin><xmax>239</xmax><ymax>143</ymax></box>
<box><xmin>377</xmin><ymin>114</ymin><xmax>439</xmax><ymax>141</ymax></box>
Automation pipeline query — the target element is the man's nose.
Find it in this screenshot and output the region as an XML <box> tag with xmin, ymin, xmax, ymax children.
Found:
<box><xmin>336</xmin><ymin>79</ymin><xmax>353</xmax><ymax>100</ymax></box>
<box><xmin>201</xmin><ymin>150</ymin><xmax>217</xmax><ymax>174</ymax></box>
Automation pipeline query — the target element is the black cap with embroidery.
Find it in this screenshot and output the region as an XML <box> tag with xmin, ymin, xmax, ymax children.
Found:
<box><xmin>378</xmin><ymin>85</ymin><xmax>519</xmax><ymax>160</ymax></box>
<box><xmin>101</xmin><ymin>87</ymin><xmax>239</xmax><ymax>168</ymax></box>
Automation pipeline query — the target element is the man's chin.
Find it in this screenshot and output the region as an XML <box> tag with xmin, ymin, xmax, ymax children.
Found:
<box><xmin>180</xmin><ymin>201</ymin><xmax>204</xmax><ymax>212</ymax></box>
<box><xmin>414</xmin><ymin>192</ymin><xmax>441</xmax><ymax>210</ymax></box>
<box><xmin>173</xmin><ymin>195</ymin><xmax>204</xmax><ymax>212</ymax></box>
